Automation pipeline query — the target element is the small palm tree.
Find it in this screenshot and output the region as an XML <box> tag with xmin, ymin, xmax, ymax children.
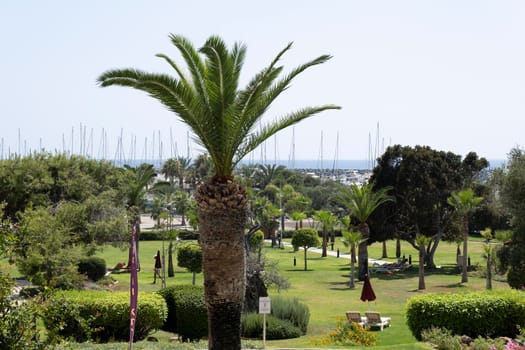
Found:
<box><xmin>341</xmin><ymin>231</ymin><xmax>362</xmax><ymax>289</ymax></box>
<box><xmin>314</xmin><ymin>210</ymin><xmax>336</xmax><ymax>257</ymax></box>
<box><xmin>447</xmin><ymin>188</ymin><xmax>483</xmax><ymax>283</ymax></box>
<box><xmin>339</xmin><ymin>183</ymin><xmax>393</xmax><ymax>281</ymax></box>
<box><xmin>98</xmin><ymin>34</ymin><xmax>339</xmax><ymax>349</ymax></box>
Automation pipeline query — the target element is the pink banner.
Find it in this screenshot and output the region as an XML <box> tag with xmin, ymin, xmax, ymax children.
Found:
<box><xmin>128</xmin><ymin>221</ymin><xmax>138</xmax><ymax>349</ymax></box>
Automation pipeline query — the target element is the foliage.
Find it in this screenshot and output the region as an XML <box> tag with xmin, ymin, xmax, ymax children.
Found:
<box><xmin>370</xmin><ymin>146</ymin><xmax>488</xmax><ymax>268</ymax></box>
<box><xmin>291</xmin><ymin>228</ymin><xmax>320</xmax><ymax>270</ymax></box>
<box><xmin>241</xmin><ymin>313</ymin><xmax>302</xmax><ymax>340</ymax></box>
<box><xmin>248</xmin><ymin>230</ymin><xmax>265</xmax><ymax>253</ymax></box>
<box><xmin>500</xmin><ymin>148</ymin><xmax>525</xmax><ymax>289</ymax></box>
<box><xmin>43</xmin><ymin>291</ymin><xmax>167</xmax><ymax>343</ymax></box>
<box><xmin>13</xmin><ymin>207</ymin><xmax>85</xmax><ymax>289</ymax></box>
<box><xmin>173</xmin><ymin>285</ymin><xmax>207</xmax><ymax>341</ymax></box>
<box><xmin>0</xmin><ymin>272</ymin><xmax>46</xmax><ymax>350</ymax></box>
<box><xmin>177</xmin><ymin>243</ymin><xmax>202</xmax><ymax>284</ymax></box>
<box><xmin>157</xmin><ymin>285</ymin><xmax>206</xmax><ymax>335</ymax></box>
<box><xmin>421</xmin><ymin>327</ymin><xmax>508</xmax><ymax>350</ymax></box>
<box><xmin>77</xmin><ymin>256</ymin><xmax>107</xmax><ymax>282</ymax></box>
<box><xmin>406</xmin><ymin>290</ymin><xmax>525</xmax><ymax>340</ymax></box>
<box><xmin>270</xmin><ymin>295</ymin><xmax>310</xmax><ymax>334</ymax></box>
<box><xmin>312</xmin><ymin>317</ymin><xmax>377</xmax><ymax>347</ymax></box>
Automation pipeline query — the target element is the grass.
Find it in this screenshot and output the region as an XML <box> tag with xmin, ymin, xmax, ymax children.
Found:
<box><xmin>1</xmin><ymin>235</ymin><xmax>511</xmax><ymax>349</ymax></box>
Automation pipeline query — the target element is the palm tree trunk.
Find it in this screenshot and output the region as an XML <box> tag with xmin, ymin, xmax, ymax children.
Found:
<box><xmin>168</xmin><ymin>241</ymin><xmax>174</xmax><ymax>277</ymax></box>
<box><xmin>396</xmin><ymin>238</ymin><xmax>401</xmax><ymax>258</ymax></box>
<box><xmin>357</xmin><ymin>223</ymin><xmax>369</xmax><ymax>281</ymax></box>
<box><xmin>486</xmin><ymin>252</ymin><xmax>492</xmax><ymax>290</ymax></box>
<box><xmin>321</xmin><ymin>229</ymin><xmax>327</xmax><ymax>257</ymax></box>
<box><xmin>350</xmin><ymin>244</ymin><xmax>356</xmax><ymax>289</ymax></box>
<box><xmin>381</xmin><ymin>241</ymin><xmax>387</xmax><ymax>258</ymax></box>
<box><xmin>462</xmin><ymin>220</ymin><xmax>469</xmax><ymax>283</ymax></box>
<box><xmin>196</xmin><ymin>181</ymin><xmax>247</xmax><ymax>350</ymax></box>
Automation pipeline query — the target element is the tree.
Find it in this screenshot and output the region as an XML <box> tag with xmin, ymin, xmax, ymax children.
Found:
<box><xmin>338</xmin><ymin>183</ymin><xmax>393</xmax><ymax>281</ymax></box>
<box><xmin>447</xmin><ymin>188</ymin><xmax>483</xmax><ymax>283</ymax></box>
<box><xmin>313</xmin><ymin>210</ymin><xmax>336</xmax><ymax>257</ymax></box>
<box><xmin>120</xmin><ymin>163</ymin><xmax>157</xmax><ymax>269</ymax></box>
<box><xmin>178</xmin><ymin>243</ymin><xmax>203</xmax><ymax>285</ymax></box>
<box><xmin>161</xmin><ymin>158</ymin><xmax>179</xmax><ymax>186</ymax></box>
<box><xmin>291</xmin><ymin>228</ymin><xmax>320</xmax><ymax>271</ymax></box>
<box><xmin>340</xmin><ymin>217</ymin><xmax>361</xmax><ymax>289</ymax></box>
<box><xmin>479</xmin><ymin>228</ymin><xmax>494</xmax><ymax>290</ymax></box>
<box><xmin>415</xmin><ymin>234</ymin><xmax>431</xmax><ymax>290</ymax></box>
<box><xmin>98</xmin><ymin>34</ymin><xmax>340</xmax><ymax>349</ymax></box>
<box><xmin>369</xmin><ymin>145</ymin><xmax>488</xmax><ymax>269</ymax></box>
<box><xmin>499</xmin><ymin>148</ymin><xmax>525</xmax><ymax>289</ymax></box>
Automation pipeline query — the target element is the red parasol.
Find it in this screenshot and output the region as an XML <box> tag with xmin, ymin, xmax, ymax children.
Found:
<box><xmin>360</xmin><ymin>274</ymin><xmax>376</xmax><ymax>309</ymax></box>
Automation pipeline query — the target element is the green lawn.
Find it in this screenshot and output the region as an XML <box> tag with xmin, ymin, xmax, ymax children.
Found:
<box><xmin>2</xmin><ymin>236</ymin><xmax>510</xmax><ymax>349</ymax></box>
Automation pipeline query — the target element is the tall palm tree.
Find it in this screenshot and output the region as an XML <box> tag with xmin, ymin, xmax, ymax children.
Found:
<box><xmin>339</xmin><ymin>183</ymin><xmax>393</xmax><ymax>281</ymax></box>
<box><xmin>98</xmin><ymin>34</ymin><xmax>340</xmax><ymax>350</ymax></box>
<box><xmin>340</xmin><ymin>215</ymin><xmax>362</xmax><ymax>289</ymax></box>
<box><xmin>415</xmin><ymin>233</ymin><xmax>431</xmax><ymax>290</ymax></box>
<box><xmin>174</xmin><ymin>156</ymin><xmax>192</xmax><ymax>189</ymax></box>
<box><xmin>447</xmin><ymin>188</ymin><xmax>483</xmax><ymax>283</ymax></box>
<box><xmin>121</xmin><ymin>163</ymin><xmax>157</xmax><ymax>269</ymax></box>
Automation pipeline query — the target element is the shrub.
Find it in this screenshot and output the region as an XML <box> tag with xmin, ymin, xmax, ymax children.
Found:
<box><xmin>44</xmin><ymin>291</ymin><xmax>167</xmax><ymax>343</ymax></box>
<box><xmin>158</xmin><ymin>285</ymin><xmax>208</xmax><ymax>339</ymax></box>
<box><xmin>270</xmin><ymin>295</ymin><xmax>310</xmax><ymax>334</ymax></box>
<box><xmin>77</xmin><ymin>256</ymin><xmax>107</xmax><ymax>281</ymax></box>
<box><xmin>241</xmin><ymin>313</ymin><xmax>302</xmax><ymax>340</ymax></box>
<box><xmin>174</xmin><ymin>286</ymin><xmax>207</xmax><ymax>341</ymax></box>
<box><xmin>0</xmin><ymin>272</ymin><xmax>45</xmax><ymax>350</ymax></box>
<box><xmin>406</xmin><ymin>290</ymin><xmax>525</xmax><ymax>340</ymax></box>
<box><xmin>420</xmin><ymin>327</ymin><xmax>462</xmax><ymax>350</ymax></box>
<box><xmin>508</xmin><ymin>266</ymin><xmax>525</xmax><ymax>290</ymax></box>
<box><xmin>313</xmin><ymin>317</ymin><xmax>377</xmax><ymax>347</ymax></box>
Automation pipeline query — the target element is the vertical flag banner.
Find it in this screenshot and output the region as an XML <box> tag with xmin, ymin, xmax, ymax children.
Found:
<box><xmin>128</xmin><ymin>221</ymin><xmax>138</xmax><ymax>349</ymax></box>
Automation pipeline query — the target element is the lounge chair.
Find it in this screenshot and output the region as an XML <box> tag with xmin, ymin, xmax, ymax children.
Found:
<box><xmin>365</xmin><ymin>312</ymin><xmax>391</xmax><ymax>330</ymax></box>
<box><xmin>345</xmin><ymin>311</ymin><xmax>365</xmax><ymax>326</ymax></box>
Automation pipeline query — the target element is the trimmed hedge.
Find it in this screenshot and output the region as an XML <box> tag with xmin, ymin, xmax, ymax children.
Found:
<box><xmin>157</xmin><ymin>285</ymin><xmax>207</xmax><ymax>341</ymax></box>
<box><xmin>270</xmin><ymin>295</ymin><xmax>310</xmax><ymax>334</ymax></box>
<box><xmin>406</xmin><ymin>290</ymin><xmax>525</xmax><ymax>340</ymax></box>
<box><xmin>140</xmin><ymin>230</ymin><xmax>199</xmax><ymax>241</ymax></box>
<box><xmin>44</xmin><ymin>291</ymin><xmax>167</xmax><ymax>343</ymax></box>
<box><xmin>77</xmin><ymin>256</ymin><xmax>107</xmax><ymax>281</ymax></box>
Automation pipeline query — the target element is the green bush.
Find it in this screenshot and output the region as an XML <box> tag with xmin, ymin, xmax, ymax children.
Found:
<box><xmin>406</xmin><ymin>290</ymin><xmax>525</xmax><ymax>340</ymax></box>
<box><xmin>270</xmin><ymin>295</ymin><xmax>310</xmax><ymax>334</ymax></box>
<box><xmin>174</xmin><ymin>285</ymin><xmax>207</xmax><ymax>341</ymax></box>
<box><xmin>508</xmin><ymin>266</ymin><xmax>525</xmax><ymax>289</ymax></box>
<box><xmin>241</xmin><ymin>312</ymin><xmax>302</xmax><ymax>340</ymax></box>
<box><xmin>157</xmin><ymin>284</ymin><xmax>205</xmax><ymax>334</ymax></box>
<box><xmin>44</xmin><ymin>291</ymin><xmax>167</xmax><ymax>343</ymax></box>
<box><xmin>77</xmin><ymin>256</ymin><xmax>107</xmax><ymax>281</ymax></box>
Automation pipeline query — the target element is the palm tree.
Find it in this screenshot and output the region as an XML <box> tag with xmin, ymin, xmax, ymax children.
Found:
<box><xmin>98</xmin><ymin>34</ymin><xmax>340</xmax><ymax>350</ymax></box>
<box><xmin>339</xmin><ymin>183</ymin><xmax>393</xmax><ymax>281</ymax></box>
<box><xmin>174</xmin><ymin>156</ymin><xmax>192</xmax><ymax>189</ymax></box>
<box><xmin>338</xmin><ymin>216</ymin><xmax>361</xmax><ymax>290</ymax></box>
<box><xmin>447</xmin><ymin>188</ymin><xmax>483</xmax><ymax>283</ymax></box>
<box><xmin>161</xmin><ymin>158</ymin><xmax>179</xmax><ymax>186</ymax></box>
<box><xmin>314</xmin><ymin>210</ymin><xmax>336</xmax><ymax>257</ymax></box>
<box><xmin>120</xmin><ymin>163</ymin><xmax>157</xmax><ymax>270</ymax></box>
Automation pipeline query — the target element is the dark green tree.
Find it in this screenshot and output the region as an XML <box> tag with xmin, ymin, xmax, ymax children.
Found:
<box><xmin>500</xmin><ymin>148</ymin><xmax>525</xmax><ymax>289</ymax></box>
<box><xmin>98</xmin><ymin>34</ymin><xmax>340</xmax><ymax>349</ymax></box>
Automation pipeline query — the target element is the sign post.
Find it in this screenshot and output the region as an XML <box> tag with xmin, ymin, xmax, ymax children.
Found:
<box><xmin>259</xmin><ymin>297</ymin><xmax>271</xmax><ymax>349</ymax></box>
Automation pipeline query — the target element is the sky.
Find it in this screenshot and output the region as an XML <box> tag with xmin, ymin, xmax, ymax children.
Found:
<box><xmin>1</xmin><ymin>1</ymin><xmax>524</xmax><ymax>164</ymax></box>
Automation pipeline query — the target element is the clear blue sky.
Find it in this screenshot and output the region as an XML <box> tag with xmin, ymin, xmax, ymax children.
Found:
<box><xmin>1</xmin><ymin>1</ymin><xmax>524</xmax><ymax>163</ymax></box>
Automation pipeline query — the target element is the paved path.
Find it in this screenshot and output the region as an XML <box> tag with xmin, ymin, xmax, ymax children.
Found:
<box><xmin>268</xmin><ymin>240</ymin><xmax>389</xmax><ymax>266</ymax></box>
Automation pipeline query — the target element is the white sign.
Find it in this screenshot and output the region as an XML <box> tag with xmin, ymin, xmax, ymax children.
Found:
<box><xmin>259</xmin><ymin>297</ymin><xmax>271</xmax><ymax>314</ymax></box>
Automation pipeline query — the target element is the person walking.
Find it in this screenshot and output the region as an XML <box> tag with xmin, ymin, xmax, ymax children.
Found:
<box><xmin>153</xmin><ymin>250</ymin><xmax>162</xmax><ymax>284</ymax></box>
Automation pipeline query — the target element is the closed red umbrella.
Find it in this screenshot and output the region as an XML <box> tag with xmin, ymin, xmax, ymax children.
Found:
<box><xmin>360</xmin><ymin>274</ymin><xmax>376</xmax><ymax>309</ymax></box>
